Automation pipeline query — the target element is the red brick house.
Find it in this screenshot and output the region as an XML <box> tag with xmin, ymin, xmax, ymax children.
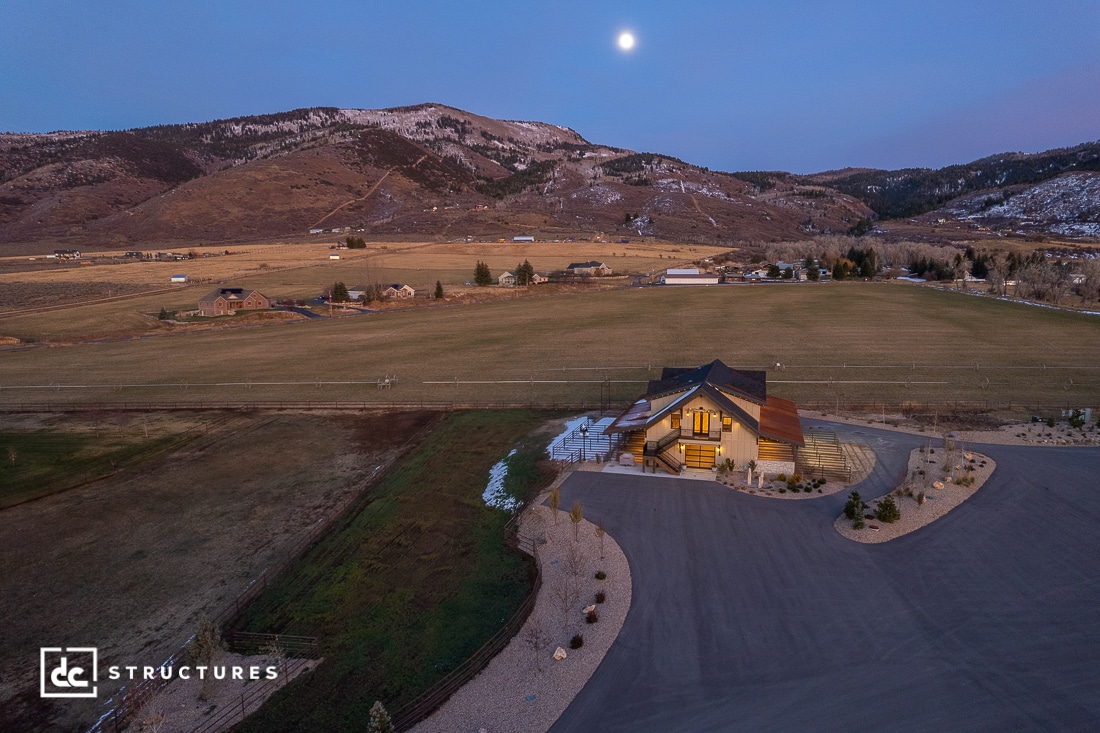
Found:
<box><xmin>197</xmin><ymin>288</ymin><xmax>271</xmax><ymax>317</ymax></box>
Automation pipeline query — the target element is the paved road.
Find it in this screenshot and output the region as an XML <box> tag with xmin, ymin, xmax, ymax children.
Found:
<box><xmin>551</xmin><ymin>424</ymin><xmax>1100</xmax><ymax>732</ymax></box>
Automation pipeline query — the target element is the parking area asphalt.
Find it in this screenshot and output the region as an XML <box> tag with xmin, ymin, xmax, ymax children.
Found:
<box><xmin>550</xmin><ymin>423</ymin><xmax>1100</xmax><ymax>732</ymax></box>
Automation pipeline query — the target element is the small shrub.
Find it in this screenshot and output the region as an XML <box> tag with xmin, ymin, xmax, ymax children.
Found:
<box><xmin>792</xmin><ymin>474</ymin><xmax>802</xmax><ymax>483</ymax></box>
<box><xmin>585</xmin><ymin>610</ymin><xmax>600</xmax><ymax>624</ymax></box>
<box><xmin>917</xmin><ymin>491</ymin><xmax>926</xmax><ymax>505</ymax></box>
<box><xmin>570</xmin><ymin>634</ymin><xmax>584</xmax><ymax>649</ymax></box>
<box><xmin>1047</xmin><ymin>417</ymin><xmax>1055</xmax><ymax>428</ymax></box>
<box><xmin>843</xmin><ymin>491</ymin><xmax>867</xmax><ymax>519</ymax></box>
<box><xmin>779</xmin><ymin>488</ymin><xmax>787</xmax><ymax>494</ymax></box>
<box><xmin>804</xmin><ymin>485</ymin><xmax>814</xmax><ymax>493</ymax></box>
<box><xmin>875</xmin><ymin>496</ymin><xmax>901</xmax><ymax>523</ymax></box>
<box><xmin>777</xmin><ymin>473</ymin><xmax>787</xmax><ymax>482</ymax></box>
<box><xmin>595</xmin><ymin>591</ymin><xmax>606</xmax><ymax>604</ymax></box>
<box><xmin>594</xmin><ymin>571</ymin><xmax>607</xmax><ymax>580</ymax></box>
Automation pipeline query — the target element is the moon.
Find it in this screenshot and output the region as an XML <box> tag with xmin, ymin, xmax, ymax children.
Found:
<box><xmin>617</xmin><ymin>32</ymin><xmax>635</xmax><ymax>51</ymax></box>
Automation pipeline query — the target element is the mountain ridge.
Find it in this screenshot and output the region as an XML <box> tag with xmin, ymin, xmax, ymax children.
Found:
<box><xmin>1</xmin><ymin>104</ymin><xmax>1096</xmax><ymax>249</ymax></box>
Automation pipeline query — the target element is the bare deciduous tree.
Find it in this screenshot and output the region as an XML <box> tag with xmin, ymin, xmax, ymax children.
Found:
<box><xmin>595</xmin><ymin>518</ymin><xmax>606</xmax><ymax>559</ymax></box>
<box><xmin>548</xmin><ymin>487</ymin><xmax>560</xmax><ymax>524</ymax></box>
<box><xmin>570</xmin><ymin>500</ymin><xmax>583</xmax><ymax>541</ymax></box>
<box><xmin>523</xmin><ymin>612</ymin><xmax>552</xmax><ymax>672</ymax></box>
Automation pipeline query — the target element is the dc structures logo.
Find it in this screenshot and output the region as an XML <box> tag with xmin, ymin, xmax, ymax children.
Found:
<box><xmin>40</xmin><ymin>647</ymin><xmax>98</xmax><ymax>698</ymax></box>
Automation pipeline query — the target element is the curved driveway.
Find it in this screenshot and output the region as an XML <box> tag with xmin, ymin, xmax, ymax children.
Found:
<box><xmin>551</xmin><ymin>421</ymin><xmax>1100</xmax><ymax>732</ymax></box>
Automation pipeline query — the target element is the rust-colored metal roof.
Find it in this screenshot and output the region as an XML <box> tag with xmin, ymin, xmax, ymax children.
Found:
<box><xmin>759</xmin><ymin>395</ymin><xmax>804</xmax><ymax>446</ymax></box>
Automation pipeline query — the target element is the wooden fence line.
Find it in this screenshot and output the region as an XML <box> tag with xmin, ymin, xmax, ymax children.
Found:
<box><xmin>83</xmin><ymin>415</ymin><xmax>441</xmax><ymax>733</ymax></box>
<box><xmin>390</xmin><ymin>515</ymin><xmax>542</xmax><ymax>731</ymax></box>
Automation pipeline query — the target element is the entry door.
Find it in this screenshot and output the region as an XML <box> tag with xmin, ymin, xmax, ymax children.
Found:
<box><xmin>684</xmin><ymin>444</ymin><xmax>716</xmax><ymax>469</ymax></box>
<box><xmin>692</xmin><ymin>411</ymin><xmax>710</xmax><ymax>437</ymax></box>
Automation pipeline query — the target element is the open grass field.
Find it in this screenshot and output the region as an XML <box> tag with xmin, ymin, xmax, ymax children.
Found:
<box><xmin>0</xmin><ymin>409</ymin><xmax>441</xmax><ymax>733</ymax></box>
<box><xmin>232</xmin><ymin>409</ymin><xmax>556</xmax><ymax>732</ymax></box>
<box><xmin>2</xmin><ymin>282</ymin><xmax>1098</xmax><ymax>411</ymax></box>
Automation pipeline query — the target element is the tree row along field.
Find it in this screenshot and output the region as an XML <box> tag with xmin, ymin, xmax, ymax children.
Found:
<box><xmin>2</xmin><ymin>283</ymin><xmax>1098</xmax><ymax>410</ymax></box>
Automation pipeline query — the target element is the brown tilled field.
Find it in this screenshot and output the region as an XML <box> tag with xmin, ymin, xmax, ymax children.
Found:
<box><xmin>0</xmin><ymin>409</ymin><xmax>440</xmax><ymax>733</ymax></box>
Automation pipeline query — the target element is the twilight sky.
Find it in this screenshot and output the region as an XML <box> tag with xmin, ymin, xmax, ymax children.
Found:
<box><xmin>2</xmin><ymin>0</ymin><xmax>1098</xmax><ymax>173</ymax></box>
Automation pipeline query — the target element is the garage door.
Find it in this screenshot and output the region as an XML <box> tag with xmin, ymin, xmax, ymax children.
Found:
<box><xmin>683</xmin><ymin>444</ymin><xmax>716</xmax><ymax>469</ymax></box>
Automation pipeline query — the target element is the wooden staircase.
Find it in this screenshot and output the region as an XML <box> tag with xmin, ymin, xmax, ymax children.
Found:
<box><xmin>795</xmin><ymin>431</ymin><xmax>851</xmax><ymax>482</ymax></box>
<box><xmin>619</xmin><ymin>431</ymin><xmax>645</xmax><ymax>463</ymax></box>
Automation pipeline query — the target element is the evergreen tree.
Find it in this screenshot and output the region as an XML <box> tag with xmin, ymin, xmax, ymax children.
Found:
<box><xmin>516</xmin><ymin>260</ymin><xmax>536</xmax><ymax>286</ymax></box>
<box><xmin>434</xmin><ymin>280</ymin><xmax>444</xmax><ymax>299</ymax></box>
<box><xmin>331</xmin><ymin>281</ymin><xmax>350</xmax><ymax>302</ymax></box>
<box><xmin>874</xmin><ymin>496</ymin><xmax>901</xmax><ymax>523</ymax></box>
<box><xmin>368</xmin><ymin>701</ymin><xmax>394</xmax><ymax>733</ymax></box>
<box><xmin>474</xmin><ymin>261</ymin><xmax>492</xmax><ymax>286</ymax></box>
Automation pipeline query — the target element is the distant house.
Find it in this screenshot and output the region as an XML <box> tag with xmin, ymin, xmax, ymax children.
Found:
<box><xmin>309</xmin><ymin>228</ymin><xmax>325</xmax><ymax>235</ymax></box>
<box><xmin>513</xmin><ymin>235</ymin><xmax>535</xmax><ymax>242</ymax></box>
<box><xmin>531</xmin><ymin>273</ymin><xmax>549</xmax><ymax>285</ymax></box>
<box><xmin>197</xmin><ymin>287</ymin><xmax>271</xmax><ymax>317</ymax></box>
<box><xmin>498</xmin><ymin>271</ymin><xmax>517</xmax><ymax>287</ymax></box>
<box><xmin>661</xmin><ymin>268</ymin><xmax>720</xmax><ymax>286</ymax></box>
<box><xmin>566</xmin><ymin>261</ymin><xmax>612</xmax><ymax>277</ymax></box>
<box><xmin>170</xmin><ymin>274</ymin><xmax>188</xmax><ymax>283</ymax></box>
<box><xmin>383</xmin><ymin>283</ymin><xmax>416</xmax><ymax>299</ymax></box>
<box><xmin>53</xmin><ymin>249</ymin><xmax>80</xmax><ymax>260</ymax></box>
<box><xmin>123</xmin><ymin>251</ymin><xmax>143</xmax><ymax>259</ymax></box>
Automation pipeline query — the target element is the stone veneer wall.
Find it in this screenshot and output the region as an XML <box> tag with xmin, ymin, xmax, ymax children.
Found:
<box><xmin>756</xmin><ymin>459</ymin><xmax>796</xmax><ymax>476</ymax></box>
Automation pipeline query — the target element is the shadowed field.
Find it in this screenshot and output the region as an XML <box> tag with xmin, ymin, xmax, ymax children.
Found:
<box><xmin>1</xmin><ymin>282</ymin><xmax>1097</xmax><ymax>409</ymax></box>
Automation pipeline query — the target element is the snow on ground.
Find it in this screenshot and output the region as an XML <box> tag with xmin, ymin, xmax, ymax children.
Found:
<box><xmin>950</xmin><ymin>173</ymin><xmax>1100</xmax><ymax>235</ymax></box>
<box><xmin>483</xmin><ymin>449</ymin><xmax>519</xmax><ymax>512</ymax></box>
<box><xmin>571</xmin><ymin>185</ymin><xmax>622</xmax><ymax>205</ymax></box>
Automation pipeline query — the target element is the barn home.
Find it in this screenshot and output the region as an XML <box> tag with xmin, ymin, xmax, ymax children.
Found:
<box><xmin>604</xmin><ymin>360</ymin><xmax>804</xmax><ymax>475</ymax></box>
<box><xmin>198</xmin><ymin>288</ymin><xmax>271</xmax><ymax>317</ymax></box>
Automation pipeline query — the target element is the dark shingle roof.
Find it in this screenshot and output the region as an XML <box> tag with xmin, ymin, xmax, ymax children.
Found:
<box><xmin>646</xmin><ymin>359</ymin><xmax>766</xmax><ymax>405</ymax></box>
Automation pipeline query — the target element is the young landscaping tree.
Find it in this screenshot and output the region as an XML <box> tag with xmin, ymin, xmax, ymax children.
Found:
<box><xmin>368</xmin><ymin>700</ymin><xmax>395</xmax><ymax>733</ymax></box>
<box><xmin>565</xmin><ymin>541</ymin><xmax>586</xmax><ymax>581</ymax></box>
<box><xmin>595</xmin><ymin>518</ymin><xmax>606</xmax><ymax>559</ymax></box>
<box><xmin>548</xmin><ymin>487</ymin><xmax>560</xmax><ymax>524</ymax></box>
<box><xmin>434</xmin><ymin>280</ymin><xmax>444</xmax><ymax>299</ymax></box>
<box><xmin>553</xmin><ymin>577</ymin><xmax>582</xmax><ymax>630</ymax></box>
<box><xmin>158</xmin><ymin>307</ymin><xmax>169</xmax><ymax>320</ymax></box>
<box><xmin>570</xmin><ymin>500</ymin><xmax>584</xmax><ymax>541</ymax></box>
<box><xmin>843</xmin><ymin>491</ymin><xmax>867</xmax><ymax>520</ymax></box>
<box><xmin>523</xmin><ymin>612</ymin><xmax>551</xmax><ymax>672</ymax></box>
<box><xmin>331</xmin><ymin>281</ymin><xmax>350</xmax><ymax>303</ymax></box>
<box><xmin>474</xmin><ymin>260</ymin><xmax>492</xmax><ymax>286</ymax></box>
<box><xmin>874</xmin><ymin>495</ymin><xmax>901</xmax><ymax>523</ymax></box>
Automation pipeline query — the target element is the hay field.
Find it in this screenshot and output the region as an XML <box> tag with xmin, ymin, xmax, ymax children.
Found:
<box><xmin>0</xmin><ymin>239</ymin><xmax>726</xmax><ymax>338</ymax></box>
<box><xmin>2</xmin><ymin>282</ymin><xmax>1097</xmax><ymax>409</ymax></box>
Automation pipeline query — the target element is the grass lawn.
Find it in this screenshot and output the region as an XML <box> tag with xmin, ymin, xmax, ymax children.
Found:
<box><xmin>231</xmin><ymin>409</ymin><xmax>557</xmax><ymax>732</ymax></box>
<box><xmin>0</xmin><ymin>430</ymin><xmax>185</xmax><ymax>508</ymax></box>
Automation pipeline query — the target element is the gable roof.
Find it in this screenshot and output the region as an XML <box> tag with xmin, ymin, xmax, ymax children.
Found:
<box><xmin>199</xmin><ymin>287</ymin><xmax>264</xmax><ymax>303</ymax></box>
<box><xmin>646</xmin><ymin>360</ymin><xmax>766</xmax><ymax>405</ymax></box>
<box><xmin>604</xmin><ymin>360</ymin><xmax>772</xmax><ymax>435</ymax></box>
<box><xmin>566</xmin><ymin>261</ymin><xmax>606</xmax><ymax>270</ymax></box>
